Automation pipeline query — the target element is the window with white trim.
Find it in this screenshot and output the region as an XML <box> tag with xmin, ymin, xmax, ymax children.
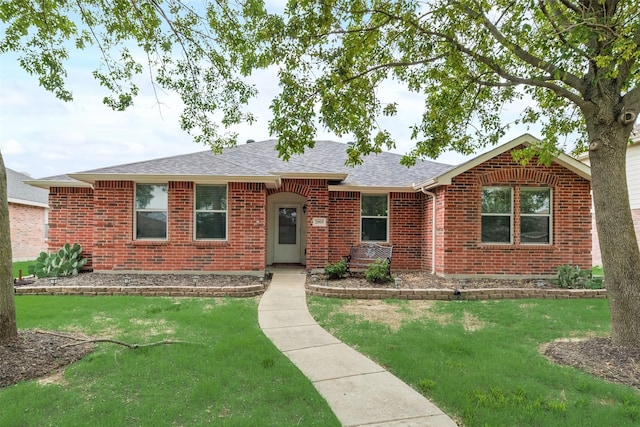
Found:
<box><xmin>361</xmin><ymin>194</ymin><xmax>388</xmax><ymax>242</ymax></box>
<box><xmin>481</xmin><ymin>187</ymin><xmax>512</xmax><ymax>243</ymax></box>
<box><xmin>135</xmin><ymin>184</ymin><xmax>168</xmax><ymax>239</ymax></box>
<box><xmin>520</xmin><ymin>188</ymin><xmax>552</xmax><ymax>244</ymax></box>
<box><xmin>195</xmin><ymin>185</ymin><xmax>227</xmax><ymax>240</ymax></box>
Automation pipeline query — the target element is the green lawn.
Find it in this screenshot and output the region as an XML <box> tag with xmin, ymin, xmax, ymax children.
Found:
<box><xmin>1</xmin><ymin>296</ymin><xmax>339</xmax><ymax>426</ymax></box>
<box><xmin>308</xmin><ymin>297</ymin><xmax>640</xmax><ymax>426</ymax></box>
<box><xmin>12</xmin><ymin>260</ymin><xmax>35</xmax><ymax>278</ymax></box>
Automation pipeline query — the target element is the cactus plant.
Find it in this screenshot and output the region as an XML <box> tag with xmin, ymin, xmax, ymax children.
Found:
<box><xmin>28</xmin><ymin>243</ymin><xmax>88</xmax><ymax>278</ymax></box>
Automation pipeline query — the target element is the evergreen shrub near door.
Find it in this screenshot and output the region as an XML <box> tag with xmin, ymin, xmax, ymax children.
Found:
<box><xmin>324</xmin><ymin>259</ymin><xmax>347</xmax><ymax>279</ymax></box>
<box><xmin>365</xmin><ymin>259</ymin><xmax>391</xmax><ymax>283</ymax></box>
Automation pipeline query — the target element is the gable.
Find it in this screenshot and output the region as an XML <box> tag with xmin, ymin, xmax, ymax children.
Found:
<box><xmin>413</xmin><ymin>134</ymin><xmax>590</xmax><ymax>191</ymax></box>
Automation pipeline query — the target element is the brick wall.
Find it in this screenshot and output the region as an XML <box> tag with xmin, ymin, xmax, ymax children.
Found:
<box><xmin>438</xmin><ymin>148</ymin><xmax>592</xmax><ymax>276</ymax></box>
<box><xmin>49</xmin><ymin>181</ymin><xmax>268</xmax><ymax>273</ymax></box>
<box><xmin>326</xmin><ymin>191</ymin><xmax>427</xmax><ymax>270</ymax></box>
<box><xmin>328</xmin><ymin>191</ymin><xmax>360</xmax><ymax>262</ymax></box>
<box><xmin>8</xmin><ymin>202</ymin><xmax>48</xmax><ymax>261</ymax></box>
<box><xmin>48</xmin><ymin>187</ymin><xmax>94</xmax><ymax>265</ymax></box>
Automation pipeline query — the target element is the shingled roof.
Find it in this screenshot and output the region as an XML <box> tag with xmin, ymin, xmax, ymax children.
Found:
<box><xmin>7</xmin><ymin>168</ymin><xmax>49</xmax><ymax>206</ymax></box>
<box><xmin>28</xmin><ymin>139</ymin><xmax>456</xmax><ymax>190</ymax></box>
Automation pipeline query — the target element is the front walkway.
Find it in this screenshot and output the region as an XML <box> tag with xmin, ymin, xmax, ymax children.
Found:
<box><xmin>258</xmin><ymin>268</ymin><xmax>457</xmax><ymax>427</ymax></box>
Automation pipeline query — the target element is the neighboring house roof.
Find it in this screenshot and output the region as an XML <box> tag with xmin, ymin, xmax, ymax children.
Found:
<box><xmin>26</xmin><ymin>134</ymin><xmax>590</xmax><ymax>192</ymax></box>
<box><xmin>6</xmin><ymin>168</ymin><xmax>49</xmax><ymax>207</ymax></box>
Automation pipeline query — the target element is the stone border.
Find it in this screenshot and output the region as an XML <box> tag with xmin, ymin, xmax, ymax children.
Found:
<box><xmin>14</xmin><ymin>285</ymin><xmax>265</xmax><ymax>298</ymax></box>
<box><xmin>306</xmin><ymin>284</ymin><xmax>607</xmax><ymax>300</ymax></box>
<box><xmin>14</xmin><ymin>284</ymin><xmax>607</xmax><ymax>300</ymax></box>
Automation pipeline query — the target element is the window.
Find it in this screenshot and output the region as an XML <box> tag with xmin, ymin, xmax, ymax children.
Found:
<box><xmin>195</xmin><ymin>185</ymin><xmax>227</xmax><ymax>240</ymax></box>
<box><xmin>520</xmin><ymin>188</ymin><xmax>551</xmax><ymax>244</ymax></box>
<box><xmin>481</xmin><ymin>187</ymin><xmax>512</xmax><ymax>243</ymax></box>
<box><xmin>361</xmin><ymin>194</ymin><xmax>388</xmax><ymax>241</ymax></box>
<box><xmin>135</xmin><ymin>184</ymin><xmax>168</xmax><ymax>239</ymax></box>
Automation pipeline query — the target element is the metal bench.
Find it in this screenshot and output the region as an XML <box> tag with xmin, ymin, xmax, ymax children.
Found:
<box><xmin>344</xmin><ymin>243</ymin><xmax>393</xmax><ymax>276</ymax></box>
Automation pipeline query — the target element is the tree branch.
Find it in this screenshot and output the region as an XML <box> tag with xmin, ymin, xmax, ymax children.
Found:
<box><xmin>35</xmin><ymin>329</ymin><xmax>193</xmax><ymax>349</ymax></box>
<box><xmin>462</xmin><ymin>3</ymin><xmax>586</xmax><ymax>94</ymax></box>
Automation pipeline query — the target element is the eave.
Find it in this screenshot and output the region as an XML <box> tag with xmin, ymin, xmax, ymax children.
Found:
<box><xmin>328</xmin><ymin>184</ymin><xmax>416</xmax><ymax>193</ymax></box>
<box><xmin>67</xmin><ymin>173</ymin><xmax>282</xmax><ymax>189</ymax></box>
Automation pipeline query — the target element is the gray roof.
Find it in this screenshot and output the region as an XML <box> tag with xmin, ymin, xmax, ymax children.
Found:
<box><xmin>29</xmin><ymin>139</ymin><xmax>455</xmax><ymax>189</ymax></box>
<box><xmin>7</xmin><ymin>168</ymin><xmax>49</xmax><ymax>206</ymax></box>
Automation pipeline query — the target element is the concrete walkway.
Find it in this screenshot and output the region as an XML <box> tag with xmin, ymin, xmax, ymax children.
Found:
<box><xmin>258</xmin><ymin>269</ymin><xmax>457</xmax><ymax>427</ymax></box>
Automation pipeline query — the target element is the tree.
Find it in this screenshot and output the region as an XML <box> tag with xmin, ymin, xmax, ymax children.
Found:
<box><xmin>0</xmin><ymin>0</ymin><xmax>249</xmax><ymax>344</ymax></box>
<box><xmin>218</xmin><ymin>0</ymin><xmax>640</xmax><ymax>348</ymax></box>
<box><xmin>1</xmin><ymin>1</ymin><xmax>639</xmax><ymax>347</ymax></box>
<box><xmin>0</xmin><ymin>152</ymin><xmax>17</xmax><ymax>343</ymax></box>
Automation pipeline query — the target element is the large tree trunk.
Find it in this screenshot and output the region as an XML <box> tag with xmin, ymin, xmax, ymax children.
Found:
<box><xmin>589</xmin><ymin>122</ymin><xmax>640</xmax><ymax>348</ymax></box>
<box><xmin>0</xmin><ymin>151</ymin><xmax>17</xmax><ymax>344</ymax></box>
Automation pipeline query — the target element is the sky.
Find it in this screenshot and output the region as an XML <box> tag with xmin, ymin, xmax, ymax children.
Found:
<box><xmin>0</xmin><ymin>36</ymin><xmax>540</xmax><ymax>180</ymax></box>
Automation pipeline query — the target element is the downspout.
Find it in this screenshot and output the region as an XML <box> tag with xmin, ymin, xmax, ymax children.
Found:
<box><xmin>418</xmin><ymin>186</ymin><xmax>437</xmax><ymax>275</ymax></box>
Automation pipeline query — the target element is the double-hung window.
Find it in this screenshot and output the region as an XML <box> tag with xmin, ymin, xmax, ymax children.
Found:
<box><xmin>520</xmin><ymin>188</ymin><xmax>552</xmax><ymax>244</ymax></box>
<box><xmin>361</xmin><ymin>194</ymin><xmax>388</xmax><ymax>242</ymax></box>
<box><xmin>481</xmin><ymin>187</ymin><xmax>512</xmax><ymax>243</ymax></box>
<box><xmin>195</xmin><ymin>185</ymin><xmax>227</xmax><ymax>240</ymax></box>
<box><xmin>135</xmin><ymin>184</ymin><xmax>168</xmax><ymax>239</ymax></box>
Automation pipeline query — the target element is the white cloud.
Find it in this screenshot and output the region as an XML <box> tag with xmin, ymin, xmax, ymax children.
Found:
<box><xmin>0</xmin><ymin>139</ymin><xmax>27</xmax><ymax>155</ymax></box>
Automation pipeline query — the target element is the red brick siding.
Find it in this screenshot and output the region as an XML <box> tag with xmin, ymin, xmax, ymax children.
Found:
<box><xmin>438</xmin><ymin>149</ymin><xmax>592</xmax><ymax>276</ymax></box>
<box><xmin>68</xmin><ymin>181</ymin><xmax>268</xmax><ymax>272</ymax></box>
<box><xmin>48</xmin><ymin>187</ymin><xmax>94</xmax><ymax>266</ymax></box>
<box><xmin>389</xmin><ymin>192</ymin><xmax>423</xmax><ymax>269</ymax></box>
<box><xmin>326</xmin><ymin>191</ymin><xmax>426</xmax><ymax>270</ymax></box>
<box><xmin>328</xmin><ymin>191</ymin><xmax>360</xmax><ymax>262</ymax></box>
<box><xmin>8</xmin><ymin>203</ymin><xmax>48</xmax><ymax>261</ymax></box>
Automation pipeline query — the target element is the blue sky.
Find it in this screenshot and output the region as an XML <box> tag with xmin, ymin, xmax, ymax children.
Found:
<box><xmin>0</xmin><ymin>43</ymin><xmax>538</xmax><ymax>179</ymax></box>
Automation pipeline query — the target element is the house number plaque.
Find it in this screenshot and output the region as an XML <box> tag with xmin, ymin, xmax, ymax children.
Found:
<box><xmin>312</xmin><ymin>218</ymin><xmax>327</xmax><ymax>227</ymax></box>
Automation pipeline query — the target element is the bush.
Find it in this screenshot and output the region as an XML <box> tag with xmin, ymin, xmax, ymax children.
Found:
<box><xmin>28</xmin><ymin>243</ymin><xmax>88</xmax><ymax>278</ymax></box>
<box><xmin>324</xmin><ymin>259</ymin><xmax>347</xmax><ymax>279</ymax></box>
<box><xmin>365</xmin><ymin>259</ymin><xmax>391</xmax><ymax>284</ymax></box>
<box><xmin>550</xmin><ymin>264</ymin><xmax>602</xmax><ymax>289</ymax></box>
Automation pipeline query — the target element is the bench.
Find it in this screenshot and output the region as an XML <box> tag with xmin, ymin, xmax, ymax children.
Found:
<box><xmin>344</xmin><ymin>243</ymin><xmax>393</xmax><ymax>276</ymax></box>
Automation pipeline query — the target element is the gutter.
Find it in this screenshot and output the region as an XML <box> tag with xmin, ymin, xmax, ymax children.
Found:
<box><xmin>414</xmin><ymin>184</ymin><xmax>437</xmax><ymax>275</ymax></box>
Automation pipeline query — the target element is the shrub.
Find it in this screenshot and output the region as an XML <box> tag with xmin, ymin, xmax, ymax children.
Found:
<box><xmin>365</xmin><ymin>259</ymin><xmax>391</xmax><ymax>284</ymax></box>
<box><xmin>28</xmin><ymin>243</ymin><xmax>88</xmax><ymax>278</ymax></box>
<box><xmin>324</xmin><ymin>259</ymin><xmax>347</xmax><ymax>279</ymax></box>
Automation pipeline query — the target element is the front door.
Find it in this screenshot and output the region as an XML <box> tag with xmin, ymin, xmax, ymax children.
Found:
<box><xmin>274</xmin><ymin>204</ymin><xmax>301</xmax><ymax>263</ymax></box>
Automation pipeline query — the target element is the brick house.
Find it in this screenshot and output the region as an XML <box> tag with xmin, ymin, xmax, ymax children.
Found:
<box><xmin>7</xmin><ymin>168</ymin><xmax>49</xmax><ymax>261</ymax></box>
<box><xmin>27</xmin><ymin>134</ymin><xmax>591</xmax><ymax>277</ymax></box>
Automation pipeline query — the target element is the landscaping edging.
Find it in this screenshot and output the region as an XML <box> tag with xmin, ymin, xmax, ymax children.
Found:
<box><xmin>14</xmin><ymin>284</ymin><xmax>607</xmax><ymax>300</ymax></box>
<box><xmin>306</xmin><ymin>284</ymin><xmax>607</xmax><ymax>300</ymax></box>
<box><xmin>14</xmin><ymin>285</ymin><xmax>265</xmax><ymax>298</ymax></box>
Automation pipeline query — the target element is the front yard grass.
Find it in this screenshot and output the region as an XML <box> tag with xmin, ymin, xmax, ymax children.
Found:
<box><xmin>1</xmin><ymin>296</ymin><xmax>339</xmax><ymax>426</ymax></box>
<box><xmin>308</xmin><ymin>297</ymin><xmax>640</xmax><ymax>426</ymax></box>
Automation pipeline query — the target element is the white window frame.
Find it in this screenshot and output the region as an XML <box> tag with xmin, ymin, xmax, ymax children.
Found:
<box><xmin>519</xmin><ymin>187</ymin><xmax>553</xmax><ymax>245</ymax></box>
<box><xmin>194</xmin><ymin>184</ymin><xmax>228</xmax><ymax>241</ymax></box>
<box><xmin>360</xmin><ymin>194</ymin><xmax>389</xmax><ymax>242</ymax></box>
<box><xmin>481</xmin><ymin>186</ymin><xmax>513</xmax><ymax>244</ymax></box>
<box><xmin>134</xmin><ymin>183</ymin><xmax>168</xmax><ymax>240</ymax></box>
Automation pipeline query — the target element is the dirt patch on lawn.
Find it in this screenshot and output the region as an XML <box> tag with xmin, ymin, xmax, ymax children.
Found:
<box><xmin>1</xmin><ymin>330</ymin><xmax>93</xmax><ymax>388</ymax></box>
<box><xmin>543</xmin><ymin>337</ymin><xmax>640</xmax><ymax>390</ymax></box>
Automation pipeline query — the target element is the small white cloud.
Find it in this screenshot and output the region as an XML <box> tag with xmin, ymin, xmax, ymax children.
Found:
<box><xmin>0</xmin><ymin>139</ymin><xmax>27</xmax><ymax>155</ymax></box>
